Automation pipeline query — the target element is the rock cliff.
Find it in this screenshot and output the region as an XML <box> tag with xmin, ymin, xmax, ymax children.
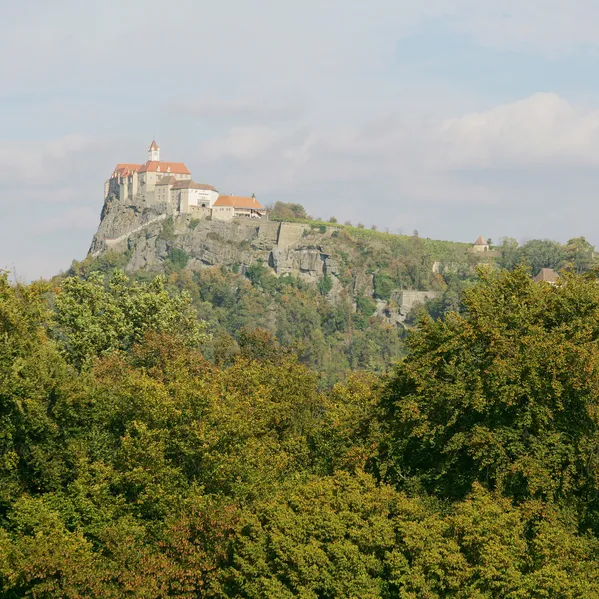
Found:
<box><xmin>90</xmin><ymin>194</ymin><xmax>341</xmax><ymax>283</ymax></box>
<box><xmin>88</xmin><ymin>194</ymin><xmax>446</xmax><ymax>323</ymax></box>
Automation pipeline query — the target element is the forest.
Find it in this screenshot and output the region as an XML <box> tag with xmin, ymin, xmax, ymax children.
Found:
<box><xmin>66</xmin><ymin>228</ymin><xmax>598</xmax><ymax>385</ymax></box>
<box><xmin>3</xmin><ymin>255</ymin><xmax>599</xmax><ymax>597</ymax></box>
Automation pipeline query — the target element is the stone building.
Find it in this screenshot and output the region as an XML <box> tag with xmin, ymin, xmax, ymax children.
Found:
<box><xmin>106</xmin><ymin>140</ymin><xmax>192</xmax><ymax>204</ymax></box>
<box><xmin>472</xmin><ymin>235</ymin><xmax>489</xmax><ymax>252</ymax></box>
<box><xmin>534</xmin><ymin>268</ymin><xmax>559</xmax><ymax>284</ymax></box>
<box><xmin>211</xmin><ymin>195</ymin><xmax>265</xmax><ymax>221</ymax></box>
<box><xmin>172</xmin><ymin>181</ymin><xmax>219</xmax><ymax>213</ymax></box>
<box><xmin>105</xmin><ymin>140</ymin><xmax>263</xmax><ymax>220</ymax></box>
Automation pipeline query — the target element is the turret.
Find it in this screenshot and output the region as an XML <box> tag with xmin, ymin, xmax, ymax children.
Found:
<box><xmin>148</xmin><ymin>139</ymin><xmax>160</xmax><ymax>162</ymax></box>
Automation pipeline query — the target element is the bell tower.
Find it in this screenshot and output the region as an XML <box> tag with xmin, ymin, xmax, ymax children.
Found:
<box><xmin>148</xmin><ymin>139</ymin><xmax>160</xmax><ymax>162</ymax></box>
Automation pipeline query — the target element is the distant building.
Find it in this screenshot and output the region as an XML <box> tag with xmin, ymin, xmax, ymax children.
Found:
<box><xmin>155</xmin><ymin>177</ymin><xmax>219</xmax><ymax>214</ymax></box>
<box><xmin>106</xmin><ymin>140</ymin><xmax>192</xmax><ymax>204</ymax></box>
<box><xmin>105</xmin><ymin>141</ymin><xmax>263</xmax><ymax>220</ymax></box>
<box><xmin>534</xmin><ymin>268</ymin><xmax>559</xmax><ymax>284</ymax></box>
<box><xmin>472</xmin><ymin>235</ymin><xmax>489</xmax><ymax>252</ymax></box>
<box><xmin>211</xmin><ymin>195</ymin><xmax>265</xmax><ymax>221</ymax></box>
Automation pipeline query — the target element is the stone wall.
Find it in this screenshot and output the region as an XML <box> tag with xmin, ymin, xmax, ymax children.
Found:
<box><xmin>276</xmin><ymin>222</ymin><xmax>309</xmax><ymax>248</ymax></box>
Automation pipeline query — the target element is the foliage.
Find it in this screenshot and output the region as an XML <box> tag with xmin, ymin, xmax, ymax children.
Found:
<box><xmin>269</xmin><ymin>201</ymin><xmax>311</xmax><ymax>221</ymax></box>
<box><xmin>356</xmin><ymin>296</ymin><xmax>376</xmax><ymax>318</ymax></box>
<box><xmin>53</xmin><ymin>270</ymin><xmax>209</xmax><ymax>369</ymax></box>
<box><xmin>3</xmin><ymin>268</ymin><xmax>599</xmax><ymax>594</ymax></box>
<box><xmin>167</xmin><ymin>247</ymin><xmax>189</xmax><ymax>270</ymax></box>
<box><xmin>69</xmin><ymin>250</ymin><xmax>130</xmax><ymax>279</ymax></box>
<box><xmin>373</xmin><ymin>273</ymin><xmax>395</xmax><ymax>300</ymax></box>
<box><xmin>318</xmin><ymin>274</ymin><xmax>333</xmax><ymax>296</ymax></box>
<box><xmin>158</xmin><ymin>216</ymin><xmax>176</xmax><ymax>242</ymax></box>
<box><xmin>497</xmin><ymin>236</ymin><xmax>597</xmax><ymax>275</ymax></box>
<box><xmin>163</xmin><ymin>267</ymin><xmax>406</xmax><ymax>383</ymax></box>
<box><xmin>244</xmin><ymin>260</ymin><xmax>269</xmax><ymax>286</ymax></box>
<box><xmin>379</xmin><ymin>266</ymin><xmax>599</xmax><ymax>533</ymax></box>
<box><xmin>222</xmin><ymin>474</ymin><xmax>599</xmax><ymax>599</ymax></box>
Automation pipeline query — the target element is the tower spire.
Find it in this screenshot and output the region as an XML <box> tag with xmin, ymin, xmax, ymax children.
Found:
<box><xmin>148</xmin><ymin>139</ymin><xmax>160</xmax><ymax>162</ymax></box>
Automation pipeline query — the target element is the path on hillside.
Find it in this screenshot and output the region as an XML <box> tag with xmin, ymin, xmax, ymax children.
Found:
<box><xmin>91</xmin><ymin>214</ymin><xmax>167</xmax><ymax>257</ymax></box>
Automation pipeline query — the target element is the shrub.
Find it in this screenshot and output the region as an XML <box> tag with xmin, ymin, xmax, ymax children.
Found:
<box><xmin>373</xmin><ymin>274</ymin><xmax>396</xmax><ymax>300</ymax></box>
<box><xmin>245</xmin><ymin>260</ymin><xmax>268</xmax><ymax>286</ymax></box>
<box><xmin>318</xmin><ymin>275</ymin><xmax>334</xmax><ymax>296</ymax></box>
<box><xmin>356</xmin><ymin>296</ymin><xmax>376</xmax><ymax>317</ymax></box>
<box><xmin>167</xmin><ymin>248</ymin><xmax>189</xmax><ymax>270</ymax></box>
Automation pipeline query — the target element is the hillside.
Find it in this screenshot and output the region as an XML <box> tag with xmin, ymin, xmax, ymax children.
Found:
<box><xmin>77</xmin><ymin>195</ymin><xmax>487</xmax><ymax>381</ymax></box>
<box><xmin>89</xmin><ymin>194</ymin><xmax>484</xmax><ymax>316</ymax></box>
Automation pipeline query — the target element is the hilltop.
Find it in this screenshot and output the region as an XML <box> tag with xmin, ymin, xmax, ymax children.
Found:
<box><xmin>77</xmin><ymin>188</ymin><xmax>491</xmax><ymax>383</ymax></box>
<box><xmin>88</xmin><ymin>191</ymin><xmax>485</xmax><ymax>319</ymax></box>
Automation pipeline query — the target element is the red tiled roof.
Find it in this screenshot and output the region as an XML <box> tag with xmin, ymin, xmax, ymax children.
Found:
<box><xmin>156</xmin><ymin>176</ymin><xmax>176</xmax><ymax>186</ymax></box>
<box><xmin>138</xmin><ymin>161</ymin><xmax>191</xmax><ymax>175</ymax></box>
<box><xmin>112</xmin><ymin>163</ymin><xmax>142</xmax><ymax>178</ymax></box>
<box><xmin>213</xmin><ymin>195</ymin><xmax>264</xmax><ymax>209</ymax></box>
<box><xmin>191</xmin><ymin>183</ymin><xmax>218</xmax><ymax>191</ymax></box>
<box><xmin>534</xmin><ymin>268</ymin><xmax>559</xmax><ymax>283</ymax></box>
<box><xmin>149</xmin><ymin>140</ymin><xmax>159</xmax><ymax>150</ymax></box>
<box><xmin>171</xmin><ymin>180</ymin><xmax>218</xmax><ymax>191</ymax></box>
<box><xmin>474</xmin><ymin>235</ymin><xmax>487</xmax><ymax>245</ymax></box>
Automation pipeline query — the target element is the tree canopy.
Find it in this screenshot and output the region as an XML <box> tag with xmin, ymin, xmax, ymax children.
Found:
<box><xmin>268</xmin><ymin>201</ymin><xmax>311</xmax><ymax>221</ymax></box>
<box><xmin>380</xmin><ymin>266</ymin><xmax>599</xmax><ymax>532</ymax></box>
<box><xmin>3</xmin><ymin>266</ymin><xmax>599</xmax><ymax>595</ymax></box>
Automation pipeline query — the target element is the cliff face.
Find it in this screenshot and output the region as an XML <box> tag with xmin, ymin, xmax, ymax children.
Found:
<box><xmin>89</xmin><ymin>194</ymin><xmax>168</xmax><ymax>256</ymax></box>
<box><xmin>90</xmin><ymin>194</ymin><xmax>340</xmax><ymax>282</ymax></box>
<box><xmin>89</xmin><ymin>194</ymin><xmax>447</xmax><ymax>322</ymax></box>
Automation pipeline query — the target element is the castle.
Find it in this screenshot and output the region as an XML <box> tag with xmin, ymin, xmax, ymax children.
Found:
<box><xmin>104</xmin><ymin>141</ymin><xmax>265</xmax><ymax>220</ymax></box>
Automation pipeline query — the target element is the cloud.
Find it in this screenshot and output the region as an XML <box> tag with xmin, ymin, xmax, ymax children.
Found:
<box><xmin>437</xmin><ymin>93</ymin><xmax>599</xmax><ymax>168</ymax></box>
<box><xmin>191</xmin><ymin>93</ymin><xmax>599</xmax><ymax>207</ymax></box>
<box><xmin>5</xmin><ymin>0</ymin><xmax>599</xmax><ymax>280</ymax></box>
<box><xmin>4</xmin><ymin>0</ymin><xmax>599</xmax><ymax>97</ymax></box>
<box><xmin>171</xmin><ymin>98</ymin><xmax>304</xmax><ymax>122</ymax></box>
<box><xmin>33</xmin><ymin>206</ymin><xmax>98</xmax><ymax>234</ymax></box>
<box><xmin>0</xmin><ymin>135</ymin><xmax>91</xmax><ymax>186</ymax></box>
<box><xmin>444</xmin><ymin>0</ymin><xmax>599</xmax><ymax>51</ymax></box>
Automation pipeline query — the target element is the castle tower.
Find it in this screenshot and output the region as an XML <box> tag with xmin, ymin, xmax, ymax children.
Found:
<box><xmin>148</xmin><ymin>139</ymin><xmax>160</xmax><ymax>162</ymax></box>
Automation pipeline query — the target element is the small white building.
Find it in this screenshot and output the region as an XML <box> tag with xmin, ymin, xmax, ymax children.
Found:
<box><xmin>472</xmin><ymin>235</ymin><xmax>489</xmax><ymax>252</ymax></box>
<box><xmin>171</xmin><ymin>181</ymin><xmax>219</xmax><ymax>213</ymax></box>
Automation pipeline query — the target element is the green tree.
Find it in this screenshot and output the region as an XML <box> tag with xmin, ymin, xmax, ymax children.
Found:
<box><xmin>0</xmin><ymin>273</ymin><xmax>70</xmax><ymax>506</ymax></box>
<box><xmin>221</xmin><ymin>472</ymin><xmax>599</xmax><ymax>598</ymax></box>
<box><xmin>564</xmin><ymin>236</ymin><xmax>595</xmax><ymax>273</ymax></box>
<box><xmin>269</xmin><ymin>202</ymin><xmax>310</xmax><ymax>221</ymax></box>
<box><xmin>379</xmin><ymin>267</ymin><xmax>599</xmax><ymax>531</ymax></box>
<box><xmin>318</xmin><ymin>274</ymin><xmax>333</xmax><ymax>296</ymax></box>
<box><xmin>53</xmin><ymin>271</ymin><xmax>209</xmax><ymax>369</ymax></box>
<box><xmin>519</xmin><ymin>238</ymin><xmax>566</xmax><ymax>275</ymax></box>
<box><xmin>496</xmin><ymin>237</ymin><xmax>520</xmax><ymax>270</ymax></box>
<box><xmin>373</xmin><ymin>273</ymin><xmax>395</xmax><ymax>300</ymax></box>
<box><xmin>167</xmin><ymin>247</ymin><xmax>190</xmax><ymax>270</ymax></box>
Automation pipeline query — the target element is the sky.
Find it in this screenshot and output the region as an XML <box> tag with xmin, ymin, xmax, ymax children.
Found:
<box><xmin>3</xmin><ymin>0</ymin><xmax>599</xmax><ymax>279</ymax></box>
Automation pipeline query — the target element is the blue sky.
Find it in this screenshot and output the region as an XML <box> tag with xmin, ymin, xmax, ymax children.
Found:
<box><xmin>3</xmin><ymin>0</ymin><xmax>599</xmax><ymax>278</ymax></box>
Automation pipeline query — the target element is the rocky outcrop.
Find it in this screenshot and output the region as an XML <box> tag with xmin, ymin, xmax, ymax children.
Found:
<box><xmin>89</xmin><ymin>194</ymin><xmax>167</xmax><ymax>256</ymax></box>
<box><xmin>90</xmin><ymin>196</ymin><xmax>343</xmax><ymax>284</ymax></box>
<box><xmin>88</xmin><ymin>195</ymin><xmax>444</xmax><ymax>326</ymax></box>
